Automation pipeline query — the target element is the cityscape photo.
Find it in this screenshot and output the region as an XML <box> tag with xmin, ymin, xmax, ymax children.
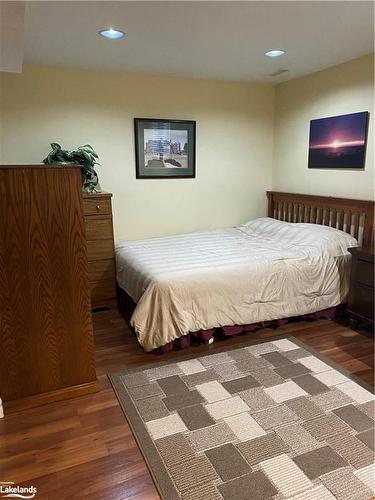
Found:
<box><xmin>144</xmin><ymin>128</ymin><xmax>188</xmax><ymax>168</ymax></box>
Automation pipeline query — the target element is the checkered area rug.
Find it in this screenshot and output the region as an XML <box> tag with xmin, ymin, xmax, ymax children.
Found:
<box><xmin>110</xmin><ymin>337</ymin><xmax>375</xmax><ymax>500</ymax></box>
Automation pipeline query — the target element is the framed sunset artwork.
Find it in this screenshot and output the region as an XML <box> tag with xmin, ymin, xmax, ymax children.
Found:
<box><xmin>308</xmin><ymin>111</ymin><xmax>369</xmax><ymax>169</ymax></box>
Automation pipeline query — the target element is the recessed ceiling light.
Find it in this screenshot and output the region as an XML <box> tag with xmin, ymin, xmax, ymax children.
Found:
<box><xmin>99</xmin><ymin>28</ymin><xmax>125</xmax><ymax>40</ymax></box>
<box><xmin>265</xmin><ymin>49</ymin><xmax>286</xmax><ymax>58</ymax></box>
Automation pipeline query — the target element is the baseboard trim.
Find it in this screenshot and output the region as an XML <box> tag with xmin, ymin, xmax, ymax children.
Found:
<box><xmin>3</xmin><ymin>381</ymin><xmax>101</xmax><ymax>414</ymax></box>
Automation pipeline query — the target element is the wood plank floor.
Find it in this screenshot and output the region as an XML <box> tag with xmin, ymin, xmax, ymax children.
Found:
<box><xmin>1</xmin><ymin>310</ymin><xmax>373</xmax><ymax>499</ymax></box>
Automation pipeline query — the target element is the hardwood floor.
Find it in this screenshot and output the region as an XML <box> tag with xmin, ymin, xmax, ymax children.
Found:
<box><xmin>1</xmin><ymin>310</ymin><xmax>373</xmax><ymax>499</ymax></box>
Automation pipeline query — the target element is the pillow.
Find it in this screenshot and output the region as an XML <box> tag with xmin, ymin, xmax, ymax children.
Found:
<box><xmin>240</xmin><ymin>217</ymin><xmax>358</xmax><ymax>257</ymax></box>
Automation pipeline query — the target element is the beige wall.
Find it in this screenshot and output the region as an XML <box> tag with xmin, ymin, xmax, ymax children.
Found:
<box><xmin>1</xmin><ymin>56</ymin><xmax>373</xmax><ymax>242</ymax></box>
<box><xmin>273</xmin><ymin>55</ymin><xmax>374</xmax><ymax>199</ymax></box>
<box><xmin>0</xmin><ymin>65</ymin><xmax>274</xmax><ymax>241</ymax></box>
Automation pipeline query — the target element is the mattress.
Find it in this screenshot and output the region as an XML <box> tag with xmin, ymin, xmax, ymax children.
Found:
<box><xmin>116</xmin><ymin>217</ymin><xmax>357</xmax><ymax>351</ymax></box>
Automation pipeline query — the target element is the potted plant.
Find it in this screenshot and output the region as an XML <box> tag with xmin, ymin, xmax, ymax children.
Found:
<box><xmin>43</xmin><ymin>143</ymin><xmax>101</xmax><ymax>193</ymax></box>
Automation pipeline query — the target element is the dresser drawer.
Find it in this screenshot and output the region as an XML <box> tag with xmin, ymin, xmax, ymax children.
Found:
<box><xmin>83</xmin><ymin>196</ymin><xmax>112</xmax><ymax>216</ymax></box>
<box><xmin>85</xmin><ymin>216</ymin><xmax>113</xmax><ymax>241</ymax></box>
<box><xmin>88</xmin><ymin>259</ymin><xmax>115</xmax><ymax>283</ymax></box>
<box><xmin>356</xmin><ymin>259</ymin><xmax>374</xmax><ymax>288</ymax></box>
<box><xmin>90</xmin><ymin>280</ymin><xmax>116</xmax><ymax>303</ymax></box>
<box><xmin>87</xmin><ymin>239</ymin><xmax>114</xmax><ymax>261</ymax></box>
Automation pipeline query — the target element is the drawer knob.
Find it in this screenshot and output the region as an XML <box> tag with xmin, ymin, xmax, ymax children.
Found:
<box><xmin>96</xmin><ymin>205</ymin><xmax>100</xmax><ymax>211</ymax></box>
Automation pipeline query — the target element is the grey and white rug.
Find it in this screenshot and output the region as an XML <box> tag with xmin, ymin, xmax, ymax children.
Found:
<box><xmin>110</xmin><ymin>337</ymin><xmax>375</xmax><ymax>500</ymax></box>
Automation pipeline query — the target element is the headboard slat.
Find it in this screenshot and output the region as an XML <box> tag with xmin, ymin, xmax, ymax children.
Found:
<box><xmin>338</xmin><ymin>211</ymin><xmax>345</xmax><ymax>231</ymax></box>
<box><xmin>267</xmin><ymin>191</ymin><xmax>374</xmax><ymax>247</ymax></box>
<box><xmin>316</xmin><ymin>207</ymin><xmax>322</xmax><ymax>225</ymax></box>
<box><xmin>348</xmin><ymin>212</ymin><xmax>353</xmax><ymax>236</ymax></box>
<box><xmin>331</xmin><ymin>209</ymin><xmax>337</xmax><ymax>229</ymax></box>
<box><xmin>353</xmin><ymin>213</ymin><xmax>360</xmax><ymax>241</ymax></box>
<box><xmin>312</xmin><ymin>206</ymin><xmax>316</xmax><ymax>224</ymax></box>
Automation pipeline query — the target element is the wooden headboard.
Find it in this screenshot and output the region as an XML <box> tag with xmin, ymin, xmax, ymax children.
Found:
<box><xmin>267</xmin><ymin>191</ymin><xmax>374</xmax><ymax>247</ymax></box>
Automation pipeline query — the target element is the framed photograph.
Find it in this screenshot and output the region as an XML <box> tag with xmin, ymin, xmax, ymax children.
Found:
<box><xmin>134</xmin><ymin>118</ymin><xmax>196</xmax><ymax>179</ymax></box>
<box><xmin>308</xmin><ymin>111</ymin><xmax>369</xmax><ymax>169</ymax></box>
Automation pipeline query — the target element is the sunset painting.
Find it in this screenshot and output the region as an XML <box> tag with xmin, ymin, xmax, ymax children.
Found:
<box><xmin>308</xmin><ymin>112</ymin><xmax>369</xmax><ymax>169</ymax></box>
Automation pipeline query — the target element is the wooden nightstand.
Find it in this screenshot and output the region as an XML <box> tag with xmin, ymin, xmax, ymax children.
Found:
<box><xmin>83</xmin><ymin>192</ymin><xmax>117</xmax><ymax>310</ymax></box>
<box><xmin>347</xmin><ymin>246</ymin><xmax>374</xmax><ymax>330</ymax></box>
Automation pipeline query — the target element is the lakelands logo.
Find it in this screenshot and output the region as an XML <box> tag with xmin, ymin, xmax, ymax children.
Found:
<box><xmin>0</xmin><ymin>482</ymin><xmax>37</xmax><ymax>499</ymax></box>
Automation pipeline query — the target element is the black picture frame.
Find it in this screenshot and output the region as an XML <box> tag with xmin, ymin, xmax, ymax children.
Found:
<box><xmin>134</xmin><ymin>118</ymin><xmax>196</xmax><ymax>179</ymax></box>
<box><xmin>308</xmin><ymin>111</ymin><xmax>369</xmax><ymax>169</ymax></box>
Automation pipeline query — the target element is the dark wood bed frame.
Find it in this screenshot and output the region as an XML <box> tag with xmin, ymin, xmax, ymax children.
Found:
<box><xmin>267</xmin><ymin>191</ymin><xmax>374</xmax><ymax>247</ymax></box>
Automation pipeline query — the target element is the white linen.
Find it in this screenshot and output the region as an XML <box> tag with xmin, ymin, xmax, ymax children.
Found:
<box><xmin>116</xmin><ymin>218</ymin><xmax>357</xmax><ymax>351</ymax></box>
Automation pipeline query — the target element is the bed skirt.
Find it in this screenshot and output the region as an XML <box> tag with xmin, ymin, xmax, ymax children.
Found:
<box><xmin>117</xmin><ymin>287</ymin><xmax>337</xmax><ymax>353</ymax></box>
<box><xmin>155</xmin><ymin>307</ymin><xmax>336</xmax><ymax>353</ymax></box>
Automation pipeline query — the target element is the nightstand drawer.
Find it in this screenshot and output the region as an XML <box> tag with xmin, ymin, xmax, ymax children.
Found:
<box><xmin>87</xmin><ymin>239</ymin><xmax>114</xmax><ymax>261</ymax></box>
<box><xmin>348</xmin><ymin>283</ymin><xmax>374</xmax><ymax>322</ymax></box>
<box><xmin>356</xmin><ymin>259</ymin><xmax>374</xmax><ymax>288</ymax></box>
<box><xmin>83</xmin><ymin>197</ymin><xmax>111</xmax><ymax>215</ymax></box>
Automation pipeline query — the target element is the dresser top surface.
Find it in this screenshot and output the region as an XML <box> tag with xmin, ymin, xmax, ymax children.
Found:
<box><xmin>83</xmin><ymin>191</ymin><xmax>112</xmax><ymax>198</ymax></box>
<box><xmin>0</xmin><ymin>163</ymin><xmax>81</xmax><ymax>169</ymax></box>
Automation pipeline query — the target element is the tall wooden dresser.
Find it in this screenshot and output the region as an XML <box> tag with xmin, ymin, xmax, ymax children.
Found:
<box><xmin>83</xmin><ymin>192</ymin><xmax>117</xmax><ymax>310</ymax></box>
<box><xmin>0</xmin><ymin>165</ymin><xmax>99</xmax><ymax>413</ymax></box>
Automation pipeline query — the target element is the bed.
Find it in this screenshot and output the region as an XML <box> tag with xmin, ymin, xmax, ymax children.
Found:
<box><xmin>116</xmin><ymin>192</ymin><xmax>374</xmax><ymax>352</ymax></box>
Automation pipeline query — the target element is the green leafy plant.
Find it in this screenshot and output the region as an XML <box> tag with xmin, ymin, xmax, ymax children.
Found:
<box><xmin>43</xmin><ymin>143</ymin><xmax>101</xmax><ymax>193</ymax></box>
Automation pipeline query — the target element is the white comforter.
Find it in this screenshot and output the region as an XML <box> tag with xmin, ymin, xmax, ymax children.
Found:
<box><xmin>116</xmin><ymin>218</ymin><xmax>357</xmax><ymax>351</ymax></box>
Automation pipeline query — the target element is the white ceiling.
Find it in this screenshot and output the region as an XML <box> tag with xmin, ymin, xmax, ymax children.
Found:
<box><xmin>13</xmin><ymin>1</ymin><xmax>375</xmax><ymax>82</ymax></box>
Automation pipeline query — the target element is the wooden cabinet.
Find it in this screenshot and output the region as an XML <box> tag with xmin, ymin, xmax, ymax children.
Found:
<box><xmin>83</xmin><ymin>192</ymin><xmax>116</xmax><ymax>310</ymax></box>
<box><xmin>0</xmin><ymin>165</ymin><xmax>100</xmax><ymax>413</ymax></box>
<box><xmin>347</xmin><ymin>246</ymin><xmax>374</xmax><ymax>330</ymax></box>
